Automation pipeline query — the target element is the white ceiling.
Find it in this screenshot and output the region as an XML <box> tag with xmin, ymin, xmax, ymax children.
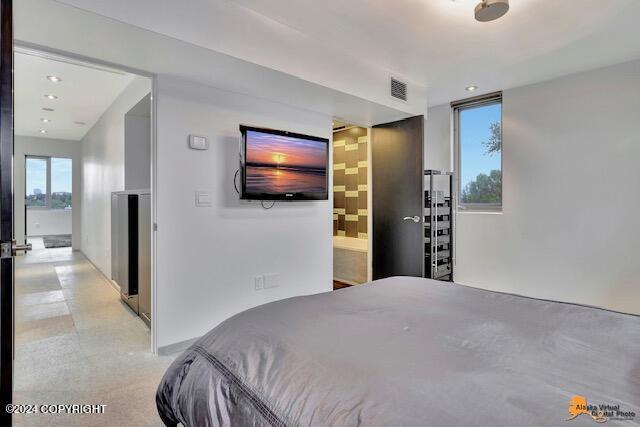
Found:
<box><xmin>55</xmin><ymin>0</ymin><xmax>640</xmax><ymax>106</ymax></box>
<box><xmin>15</xmin><ymin>49</ymin><xmax>134</xmax><ymax>141</ymax></box>
<box><xmin>15</xmin><ymin>0</ymin><xmax>417</xmax><ymax>127</ymax></box>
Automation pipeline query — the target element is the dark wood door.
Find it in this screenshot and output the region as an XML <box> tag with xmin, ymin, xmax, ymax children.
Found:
<box><xmin>371</xmin><ymin>115</ymin><xmax>424</xmax><ymax>279</ymax></box>
<box><xmin>0</xmin><ymin>0</ymin><xmax>12</xmax><ymax>424</ymax></box>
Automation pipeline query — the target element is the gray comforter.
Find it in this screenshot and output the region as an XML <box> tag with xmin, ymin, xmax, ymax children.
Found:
<box><xmin>156</xmin><ymin>277</ymin><xmax>640</xmax><ymax>426</ymax></box>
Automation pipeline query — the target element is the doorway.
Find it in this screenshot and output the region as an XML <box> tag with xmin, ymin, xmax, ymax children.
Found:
<box><xmin>331</xmin><ymin>119</ymin><xmax>372</xmax><ymax>289</ymax></box>
<box><xmin>7</xmin><ymin>44</ymin><xmax>167</xmax><ymax>425</ymax></box>
<box><xmin>331</xmin><ymin>116</ymin><xmax>426</xmax><ymax>286</ymax></box>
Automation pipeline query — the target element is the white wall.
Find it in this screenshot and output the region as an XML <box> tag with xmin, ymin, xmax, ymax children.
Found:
<box><xmin>155</xmin><ymin>76</ymin><xmax>333</xmax><ymax>350</ymax></box>
<box><xmin>14</xmin><ymin>135</ymin><xmax>81</xmax><ymax>249</ymax></box>
<box><xmin>124</xmin><ymin>114</ymin><xmax>151</xmax><ymax>190</ymax></box>
<box><xmin>424</xmin><ymin>106</ymin><xmax>451</xmax><ymax>173</ymax></box>
<box><xmin>125</xmin><ymin>94</ymin><xmax>151</xmax><ymax>190</ymax></box>
<box><xmin>425</xmin><ymin>59</ymin><xmax>640</xmax><ymax>315</ymax></box>
<box><xmin>81</xmin><ymin>76</ymin><xmax>151</xmax><ymax>277</ymax></box>
<box><xmin>26</xmin><ymin>210</ymin><xmax>72</xmax><ymax>236</ymax></box>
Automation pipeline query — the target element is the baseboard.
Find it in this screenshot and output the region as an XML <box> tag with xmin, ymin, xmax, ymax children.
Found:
<box><xmin>157</xmin><ymin>336</ymin><xmax>199</xmax><ymax>356</ymax></box>
<box><xmin>80</xmin><ymin>251</ymin><xmax>120</xmax><ymax>293</ymax></box>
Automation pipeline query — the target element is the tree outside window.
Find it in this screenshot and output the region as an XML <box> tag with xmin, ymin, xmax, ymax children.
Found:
<box><xmin>457</xmin><ymin>100</ymin><xmax>502</xmax><ymax>208</ymax></box>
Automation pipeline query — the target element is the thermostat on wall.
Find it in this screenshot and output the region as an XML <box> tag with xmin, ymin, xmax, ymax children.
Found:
<box><xmin>189</xmin><ymin>134</ymin><xmax>209</xmax><ymax>150</ymax></box>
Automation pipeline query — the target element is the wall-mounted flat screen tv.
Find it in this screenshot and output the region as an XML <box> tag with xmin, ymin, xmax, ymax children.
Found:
<box><xmin>240</xmin><ymin>125</ymin><xmax>328</xmax><ymax>200</ymax></box>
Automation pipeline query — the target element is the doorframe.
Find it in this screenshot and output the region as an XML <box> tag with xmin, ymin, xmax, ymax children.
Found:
<box><xmin>0</xmin><ymin>0</ymin><xmax>13</xmax><ymax>423</ymax></box>
<box><xmin>14</xmin><ymin>41</ymin><xmax>160</xmax><ymax>354</ymax></box>
<box><xmin>366</xmin><ymin>127</ymin><xmax>372</xmax><ymax>282</ymax></box>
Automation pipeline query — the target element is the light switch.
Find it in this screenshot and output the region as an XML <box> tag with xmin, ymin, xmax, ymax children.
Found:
<box><xmin>264</xmin><ymin>273</ymin><xmax>280</xmax><ymax>289</ymax></box>
<box><xmin>189</xmin><ymin>134</ymin><xmax>209</xmax><ymax>150</ymax></box>
<box><xmin>195</xmin><ymin>190</ymin><xmax>212</xmax><ymax>207</ymax></box>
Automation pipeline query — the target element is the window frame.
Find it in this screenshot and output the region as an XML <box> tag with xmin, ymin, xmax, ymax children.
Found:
<box><xmin>452</xmin><ymin>91</ymin><xmax>503</xmax><ymax>212</ymax></box>
<box><xmin>25</xmin><ymin>155</ymin><xmax>72</xmax><ymax>210</ymax></box>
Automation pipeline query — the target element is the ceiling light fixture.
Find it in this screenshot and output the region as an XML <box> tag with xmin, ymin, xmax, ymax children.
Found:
<box><xmin>475</xmin><ymin>0</ymin><xmax>509</xmax><ymax>22</ymax></box>
<box><xmin>41</xmin><ymin>118</ymin><xmax>51</xmax><ymax>123</ymax></box>
<box><xmin>466</xmin><ymin>85</ymin><xmax>478</xmax><ymax>92</ymax></box>
<box><xmin>39</xmin><ymin>130</ymin><xmax>47</xmax><ymax>134</ymax></box>
<box><xmin>46</xmin><ymin>75</ymin><xmax>62</xmax><ymax>83</ymax></box>
<box><xmin>44</xmin><ymin>94</ymin><xmax>58</xmax><ymax>100</ymax></box>
<box><xmin>74</xmin><ymin>121</ymin><xmax>86</xmax><ymax>126</ymax></box>
<box><xmin>42</xmin><ymin>107</ymin><xmax>54</xmax><ymax>112</ymax></box>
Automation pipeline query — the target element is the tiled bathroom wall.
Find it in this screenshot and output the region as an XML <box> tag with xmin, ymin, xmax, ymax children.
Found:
<box><xmin>333</xmin><ymin>127</ymin><xmax>368</xmax><ymax>238</ymax></box>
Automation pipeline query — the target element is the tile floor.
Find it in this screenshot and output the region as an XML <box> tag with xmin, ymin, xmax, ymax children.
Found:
<box><xmin>13</xmin><ymin>238</ymin><xmax>175</xmax><ymax>426</ymax></box>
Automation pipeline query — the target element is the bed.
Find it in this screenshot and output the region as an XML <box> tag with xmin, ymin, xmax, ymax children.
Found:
<box><xmin>156</xmin><ymin>276</ymin><xmax>640</xmax><ymax>426</ymax></box>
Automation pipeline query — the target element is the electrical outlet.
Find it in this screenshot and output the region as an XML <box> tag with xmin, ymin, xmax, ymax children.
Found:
<box><xmin>254</xmin><ymin>275</ymin><xmax>264</xmax><ymax>290</ymax></box>
<box><xmin>264</xmin><ymin>273</ymin><xmax>280</xmax><ymax>289</ymax></box>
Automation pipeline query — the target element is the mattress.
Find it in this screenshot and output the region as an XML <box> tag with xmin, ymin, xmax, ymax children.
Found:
<box><xmin>156</xmin><ymin>276</ymin><xmax>640</xmax><ymax>426</ymax></box>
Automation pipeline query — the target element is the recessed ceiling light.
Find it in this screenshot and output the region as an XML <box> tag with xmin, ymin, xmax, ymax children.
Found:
<box><xmin>46</xmin><ymin>75</ymin><xmax>62</xmax><ymax>83</ymax></box>
<box><xmin>44</xmin><ymin>94</ymin><xmax>58</xmax><ymax>100</ymax></box>
<box><xmin>42</xmin><ymin>107</ymin><xmax>54</xmax><ymax>112</ymax></box>
<box><xmin>40</xmin><ymin>118</ymin><xmax>51</xmax><ymax>123</ymax></box>
<box><xmin>466</xmin><ymin>85</ymin><xmax>478</xmax><ymax>92</ymax></box>
<box><xmin>39</xmin><ymin>130</ymin><xmax>47</xmax><ymax>134</ymax></box>
<box><xmin>74</xmin><ymin>121</ymin><xmax>86</xmax><ymax>126</ymax></box>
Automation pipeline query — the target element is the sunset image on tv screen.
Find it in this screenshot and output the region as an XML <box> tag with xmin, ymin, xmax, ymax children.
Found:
<box><xmin>245</xmin><ymin>130</ymin><xmax>327</xmax><ymax>194</ymax></box>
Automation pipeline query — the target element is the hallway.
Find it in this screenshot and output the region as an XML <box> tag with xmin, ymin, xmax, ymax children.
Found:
<box><xmin>13</xmin><ymin>242</ymin><xmax>173</xmax><ymax>426</ymax></box>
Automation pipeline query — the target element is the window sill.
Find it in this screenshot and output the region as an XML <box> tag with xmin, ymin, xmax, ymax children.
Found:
<box><xmin>26</xmin><ymin>207</ymin><xmax>73</xmax><ymax>211</ymax></box>
<box><xmin>457</xmin><ymin>209</ymin><xmax>503</xmax><ymax>215</ymax></box>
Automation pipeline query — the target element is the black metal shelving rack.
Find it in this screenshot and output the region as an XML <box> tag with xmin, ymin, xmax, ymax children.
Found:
<box><xmin>424</xmin><ymin>170</ymin><xmax>454</xmax><ymax>282</ymax></box>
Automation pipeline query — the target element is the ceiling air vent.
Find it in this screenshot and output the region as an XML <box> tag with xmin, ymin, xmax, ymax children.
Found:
<box><xmin>390</xmin><ymin>77</ymin><xmax>408</xmax><ymax>102</ymax></box>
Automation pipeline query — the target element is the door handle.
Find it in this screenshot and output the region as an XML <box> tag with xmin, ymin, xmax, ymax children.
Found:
<box><xmin>12</xmin><ymin>240</ymin><xmax>32</xmax><ymax>255</ymax></box>
<box><xmin>403</xmin><ymin>216</ymin><xmax>421</xmax><ymax>223</ymax></box>
<box><xmin>0</xmin><ymin>240</ymin><xmax>32</xmax><ymax>259</ymax></box>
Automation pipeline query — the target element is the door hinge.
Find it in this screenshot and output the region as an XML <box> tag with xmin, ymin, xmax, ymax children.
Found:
<box><xmin>0</xmin><ymin>242</ymin><xmax>11</xmax><ymax>259</ymax></box>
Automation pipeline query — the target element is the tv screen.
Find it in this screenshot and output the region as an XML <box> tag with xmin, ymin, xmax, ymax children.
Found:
<box><xmin>240</xmin><ymin>126</ymin><xmax>328</xmax><ymax>200</ymax></box>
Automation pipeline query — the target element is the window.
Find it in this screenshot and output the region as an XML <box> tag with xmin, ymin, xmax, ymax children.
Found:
<box><xmin>51</xmin><ymin>158</ymin><xmax>72</xmax><ymax>209</ymax></box>
<box><xmin>25</xmin><ymin>156</ymin><xmax>72</xmax><ymax>209</ymax></box>
<box><xmin>453</xmin><ymin>92</ymin><xmax>502</xmax><ymax>210</ymax></box>
<box><xmin>25</xmin><ymin>157</ymin><xmax>48</xmax><ymax>208</ymax></box>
